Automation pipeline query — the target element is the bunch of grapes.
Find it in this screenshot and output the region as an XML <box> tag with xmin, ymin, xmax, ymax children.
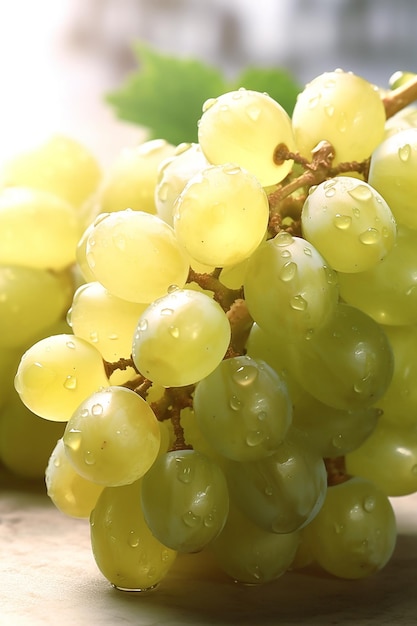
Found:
<box><xmin>8</xmin><ymin>68</ymin><xmax>417</xmax><ymax>591</ymax></box>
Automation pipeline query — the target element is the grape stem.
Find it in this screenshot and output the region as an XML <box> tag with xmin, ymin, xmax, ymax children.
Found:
<box><xmin>187</xmin><ymin>267</ymin><xmax>243</xmax><ymax>311</ymax></box>
<box><xmin>150</xmin><ymin>386</ymin><xmax>194</xmax><ymax>451</ymax></box>
<box><xmin>382</xmin><ymin>72</ymin><xmax>417</xmax><ymax>118</ymax></box>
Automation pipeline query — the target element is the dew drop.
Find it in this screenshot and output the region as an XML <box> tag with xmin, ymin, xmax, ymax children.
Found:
<box><xmin>338</xmin><ymin>111</ymin><xmax>348</xmax><ymax>132</ymax></box>
<box><xmin>233</xmin><ymin>364</ymin><xmax>259</xmax><ymax>386</ymax></box>
<box><xmin>246</xmin><ymin>430</ymin><xmax>265</xmax><ymax>447</ymax></box>
<box><xmin>128</xmin><ymin>531</ymin><xmax>140</xmax><ymax>548</ymax></box>
<box><xmin>223</xmin><ymin>164</ymin><xmax>241</xmax><ymax>175</ymax></box>
<box><xmin>161</xmin><ymin>307</ymin><xmax>174</xmax><ymax>316</ymax></box>
<box><xmin>64</xmin><ymin>375</ymin><xmax>77</xmax><ymax>390</ymax></box>
<box><xmin>274</xmin><ymin>231</ymin><xmax>294</xmax><ymax>247</ymax></box>
<box><xmin>257</xmin><ymin>411</ymin><xmax>267</xmax><ymax>421</ymax></box>
<box><xmin>398</xmin><ymin>143</ymin><xmax>411</xmax><ymax>162</ymax></box>
<box><xmin>91</xmin><ymin>403</ymin><xmax>103</xmax><ymax>416</ymax></box>
<box><xmin>175</xmin><ymin>458</ymin><xmax>193</xmax><ymax>483</ymax></box>
<box><xmin>66</xmin><ymin>340</ymin><xmax>76</xmax><ymax>349</ymax></box>
<box><xmin>363</xmin><ymin>495</ymin><xmax>376</xmax><ymax>512</ymax></box>
<box><xmin>138</xmin><ymin>319</ymin><xmax>148</xmax><ymax>331</ymax></box>
<box><xmin>324</xmin><ymin>103</ymin><xmax>335</xmax><ymax>117</ymax></box>
<box><xmin>334</xmin><ymin>214</ymin><xmax>352</xmax><ymax>230</ymax></box>
<box><xmin>303</xmin><ymin>247</ymin><xmax>312</xmax><ymax>256</ymax></box>
<box><xmin>280</xmin><ymin>249</ymin><xmax>292</xmax><ymax>259</ymax></box>
<box><xmin>333</xmin><ymin>522</ymin><xmax>345</xmax><ymax>534</ymax></box>
<box><xmin>290</xmin><ymin>295</ymin><xmax>308</xmax><ymax>311</ymax></box>
<box><xmin>167</xmin><ymin>284</ymin><xmax>180</xmax><ymax>294</ymax></box>
<box><xmin>246</xmin><ymin>105</ymin><xmax>261</xmax><ymax>121</ymax></box>
<box><xmin>80</xmin><ymin>408</ymin><xmax>89</xmax><ymax>418</ymax></box>
<box><xmin>169</xmin><ymin>326</ymin><xmax>180</xmax><ymax>338</ymax></box>
<box><xmin>331</xmin><ymin>434</ymin><xmax>344</xmax><ymax>449</ymax></box>
<box><xmin>182</xmin><ymin>511</ymin><xmax>201</xmax><ymax>527</ymax></box>
<box><xmin>359</xmin><ymin>228</ymin><xmax>380</xmax><ymax>245</ymax></box>
<box><xmin>280</xmin><ymin>261</ymin><xmax>297</xmax><ymax>282</ymax></box>
<box><xmin>352</xmin><ymin>207</ymin><xmax>361</xmax><ymax>218</ymax></box>
<box><xmin>84</xmin><ymin>451</ymin><xmax>96</xmax><ymax>465</ymax></box>
<box><xmin>229</xmin><ymin>395</ymin><xmax>242</xmax><ymax>411</ymax></box>
<box><xmin>53</xmin><ymin>455</ymin><xmax>61</xmax><ymax>468</ymax></box>
<box><xmin>264</xmin><ymin>485</ymin><xmax>273</xmax><ymax>497</ymax></box>
<box><xmin>89</xmin><ymin>331</ymin><xmax>99</xmax><ymax>343</ymax></box>
<box><xmin>203</xmin><ymin>513</ymin><xmax>215</xmax><ymax>527</ymax></box>
<box><xmin>65</xmin><ymin>429</ymin><xmax>82</xmax><ymax>451</ymax></box>
<box><xmin>308</xmin><ymin>95</ymin><xmax>320</xmax><ymax>109</ymax></box>
<box><xmin>348</xmin><ymin>184</ymin><xmax>373</xmax><ymax>202</ymax></box>
<box><xmin>325</xmin><ymin>187</ymin><xmax>336</xmax><ymax>198</ymax></box>
<box><xmin>202</xmin><ymin>97</ymin><xmax>217</xmax><ymax>112</ymax></box>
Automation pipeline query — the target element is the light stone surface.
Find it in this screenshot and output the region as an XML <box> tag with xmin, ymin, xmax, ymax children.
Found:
<box><xmin>1</xmin><ymin>471</ymin><xmax>417</xmax><ymax>626</ymax></box>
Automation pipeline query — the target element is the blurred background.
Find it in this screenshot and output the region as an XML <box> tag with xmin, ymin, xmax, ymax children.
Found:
<box><xmin>0</xmin><ymin>0</ymin><xmax>416</xmax><ymax>165</ymax></box>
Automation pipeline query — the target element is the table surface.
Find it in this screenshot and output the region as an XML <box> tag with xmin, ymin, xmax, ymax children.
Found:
<box><xmin>1</xmin><ymin>469</ymin><xmax>417</xmax><ymax>626</ymax></box>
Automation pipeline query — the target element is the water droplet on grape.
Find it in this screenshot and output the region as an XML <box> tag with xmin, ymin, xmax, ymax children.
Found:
<box><xmin>65</xmin><ymin>429</ymin><xmax>82</xmax><ymax>451</ymax></box>
<box><xmin>203</xmin><ymin>513</ymin><xmax>215</xmax><ymax>527</ymax></box>
<box><xmin>169</xmin><ymin>326</ymin><xmax>180</xmax><ymax>338</ymax></box>
<box><xmin>64</xmin><ymin>375</ymin><xmax>77</xmax><ymax>390</ymax></box>
<box><xmin>359</xmin><ymin>228</ymin><xmax>380</xmax><ymax>245</ymax></box>
<box><xmin>274</xmin><ymin>231</ymin><xmax>294</xmax><ymax>246</ymax></box>
<box><xmin>167</xmin><ymin>284</ymin><xmax>180</xmax><ymax>294</ymax></box>
<box><xmin>89</xmin><ymin>331</ymin><xmax>99</xmax><ymax>343</ymax></box>
<box><xmin>303</xmin><ymin>247</ymin><xmax>312</xmax><ymax>256</ymax></box>
<box><xmin>138</xmin><ymin>319</ymin><xmax>148</xmax><ymax>331</ymax></box>
<box><xmin>80</xmin><ymin>408</ymin><xmax>89</xmax><ymax>418</ymax></box>
<box><xmin>222</xmin><ymin>164</ymin><xmax>241</xmax><ymax>175</ymax></box>
<box><xmin>182</xmin><ymin>511</ymin><xmax>201</xmax><ymax>527</ymax></box>
<box><xmin>280</xmin><ymin>261</ymin><xmax>297</xmax><ymax>282</ymax></box>
<box><xmin>348</xmin><ymin>184</ymin><xmax>373</xmax><ymax>201</ymax></box>
<box><xmin>84</xmin><ymin>451</ymin><xmax>96</xmax><ymax>465</ymax></box>
<box><xmin>66</xmin><ymin>340</ymin><xmax>76</xmax><ymax>349</ymax></box>
<box><xmin>334</xmin><ymin>214</ymin><xmax>352</xmax><ymax>230</ymax></box>
<box><xmin>202</xmin><ymin>97</ymin><xmax>217</xmax><ymax>112</ymax></box>
<box><xmin>233</xmin><ymin>364</ymin><xmax>259</xmax><ymax>386</ymax></box>
<box><xmin>246</xmin><ymin>105</ymin><xmax>261</xmax><ymax>121</ymax></box>
<box><xmin>257</xmin><ymin>411</ymin><xmax>267</xmax><ymax>421</ymax></box>
<box><xmin>175</xmin><ymin>458</ymin><xmax>193</xmax><ymax>483</ymax></box>
<box><xmin>325</xmin><ymin>187</ymin><xmax>336</xmax><ymax>198</ymax></box>
<box><xmin>246</xmin><ymin>430</ymin><xmax>265</xmax><ymax>447</ymax></box>
<box><xmin>128</xmin><ymin>531</ymin><xmax>140</xmax><ymax>548</ymax></box>
<box><xmin>280</xmin><ymin>249</ymin><xmax>292</xmax><ymax>259</ymax></box>
<box><xmin>229</xmin><ymin>395</ymin><xmax>242</xmax><ymax>411</ymax></box>
<box><xmin>363</xmin><ymin>496</ymin><xmax>376</xmax><ymax>512</ymax></box>
<box><xmin>352</xmin><ymin>208</ymin><xmax>361</xmax><ymax>218</ymax></box>
<box><xmin>331</xmin><ymin>434</ymin><xmax>344</xmax><ymax>449</ymax></box>
<box><xmin>308</xmin><ymin>95</ymin><xmax>320</xmax><ymax>109</ymax></box>
<box><xmin>333</xmin><ymin>522</ymin><xmax>344</xmax><ymax>534</ymax></box>
<box><xmin>324</xmin><ymin>103</ymin><xmax>335</xmax><ymax>117</ymax></box>
<box><xmin>92</xmin><ymin>403</ymin><xmax>103</xmax><ymax>416</ymax></box>
<box><xmin>264</xmin><ymin>485</ymin><xmax>273</xmax><ymax>496</ymax></box>
<box><xmin>398</xmin><ymin>143</ymin><xmax>411</xmax><ymax>162</ymax></box>
<box><xmin>290</xmin><ymin>295</ymin><xmax>308</xmax><ymax>311</ymax></box>
<box><xmin>338</xmin><ymin>112</ymin><xmax>348</xmax><ymax>132</ymax></box>
<box><xmin>161</xmin><ymin>308</ymin><xmax>174</xmax><ymax>316</ymax></box>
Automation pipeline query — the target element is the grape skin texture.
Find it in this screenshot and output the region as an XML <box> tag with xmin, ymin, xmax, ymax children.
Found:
<box><xmin>292</xmin><ymin>70</ymin><xmax>386</xmax><ymax>164</ymax></box>
<box><xmin>173</xmin><ymin>163</ymin><xmax>269</xmax><ymax>267</ymax></box>
<box><xmin>132</xmin><ymin>288</ymin><xmax>231</xmax><ymax>387</ymax></box>
<box><xmin>90</xmin><ymin>480</ymin><xmax>177</xmax><ymax>591</ymax></box>
<box><xmin>198</xmin><ymin>89</ymin><xmax>296</xmax><ymax>186</ymax></box>
<box><xmin>64</xmin><ymin>386</ymin><xmax>161</xmax><ymax>487</ymax></box>
<box><xmin>301</xmin><ymin>177</ymin><xmax>396</xmax><ymax>273</ymax></box>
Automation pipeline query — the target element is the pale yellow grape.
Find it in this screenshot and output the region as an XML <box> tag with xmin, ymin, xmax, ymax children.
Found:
<box><xmin>210</xmin><ymin>503</ymin><xmax>300</xmax><ymax>585</ymax></box>
<box><xmin>45</xmin><ymin>438</ymin><xmax>103</xmax><ymax>517</ymax></box>
<box><xmin>14</xmin><ymin>334</ymin><xmax>109</xmax><ymax>421</ymax></box>
<box><xmin>63</xmin><ymin>386</ymin><xmax>160</xmax><ymax>487</ymax></box>
<box><xmin>368</xmin><ymin>128</ymin><xmax>417</xmax><ymax>229</ymax></box>
<box><xmin>198</xmin><ymin>88</ymin><xmax>296</xmax><ymax>186</ymax></box>
<box><xmin>99</xmin><ymin>139</ymin><xmax>175</xmax><ymax>215</ymax></box>
<box><xmin>132</xmin><ymin>288</ymin><xmax>231</xmax><ymax>387</ymax></box>
<box><xmin>173</xmin><ymin>163</ymin><xmax>269</xmax><ymax>267</ymax></box>
<box><xmin>301</xmin><ymin>177</ymin><xmax>396</xmax><ymax>273</ymax></box>
<box><xmin>90</xmin><ymin>479</ymin><xmax>177</xmax><ymax>591</ymax></box>
<box><xmin>345</xmin><ymin>422</ymin><xmax>417</xmax><ymax>497</ymax></box>
<box><xmin>0</xmin><ymin>348</ymin><xmax>20</xmax><ymax>411</ymax></box>
<box><xmin>303</xmin><ymin>477</ymin><xmax>396</xmax><ymax>579</ymax></box>
<box><xmin>337</xmin><ymin>224</ymin><xmax>417</xmax><ymax>325</ymax></box>
<box><xmin>0</xmin><ymin>134</ymin><xmax>101</xmax><ymax>208</ymax></box>
<box><xmin>0</xmin><ymin>266</ymin><xmax>68</xmax><ymax>348</ymax></box>
<box><xmin>155</xmin><ymin>142</ymin><xmax>209</xmax><ymax>226</ymax></box>
<box><xmin>68</xmin><ymin>281</ymin><xmax>147</xmax><ymax>361</ymax></box>
<box><xmin>0</xmin><ymin>390</ymin><xmax>64</xmax><ymax>479</ymax></box>
<box><xmin>75</xmin><ymin>222</ymin><xmax>97</xmax><ymax>283</ymax></box>
<box><xmin>0</xmin><ymin>188</ymin><xmax>80</xmax><ymax>270</ymax></box>
<box><xmin>85</xmin><ymin>210</ymin><xmax>189</xmax><ymax>303</ymax></box>
<box><xmin>383</xmin><ymin>105</ymin><xmax>417</xmax><ymax>140</ymax></box>
<box><xmin>243</xmin><ymin>232</ymin><xmax>339</xmax><ymax>339</ymax></box>
<box><xmin>292</xmin><ymin>69</ymin><xmax>386</xmax><ymax>164</ymax></box>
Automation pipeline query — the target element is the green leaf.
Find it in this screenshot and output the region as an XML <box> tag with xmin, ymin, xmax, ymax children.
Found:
<box><xmin>106</xmin><ymin>43</ymin><xmax>228</xmax><ymax>145</ymax></box>
<box><xmin>234</xmin><ymin>66</ymin><xmax>301</xmax><ymax>115</ymax></box>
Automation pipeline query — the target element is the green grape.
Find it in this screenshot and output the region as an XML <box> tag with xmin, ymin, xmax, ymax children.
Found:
<box><xmin>0</xmin><ymin>347</ymin><xmax>20</xmax><ymax>411</ymax></box>
<box><xmin>85</xmin><ymin>209</ymin><xmax>189</xmax><ymax>303</ymax></box>
<box><xmin>198</xmin><ymin>88</ymin><xmax>296</xmax><ymax>186</ymax></box>
<box><xmin>210</xmin><ymin>502</ymin><xmax>300</xmax><ymax>585</ymax></box>
<box><xmin>292</xmin><ymin>69</ymin><xmax>386</xmax><ymax>164</ymax></box>
<box><xmin>301</xmin><ymin>177</ymin><xmax>396</xmax><ymax>273</ymax></box>
<box><xmin>64</xmin><ymin>386</ymin><xmax>160</xmax><ymax>487</ymax></box>
<box><xmin>0</xmin><ymin>390</ymin><xmax>64</xmax><ymax>479</ymax></box>
<box><xmin>0</xmin><ymin>134</ymin><xmax>101</xmax><ymax>208</ymax></box>
<box><xmin>245</xmin><ymin>322</ymin><xmax>289</xmax><ymax>376</ymax></box>
<box><xmin>337</xmin><ymin>224</ymin><xmax>417</xmax><ymax>325</ymax></box>
<box><xmin>45</xmin><ymin>438</ymin><xmax>104</xmax><ymax>518</ymax></box>
<box><xmin>225</xmin><ymin>428</ymin><xmax>327</xmax><ymax>533</ymax></box>
<box><xmin>90</xmin><ymin>479</ymin><xmax>177</xmax><ymax>591</ymax></box>
<box><xmin>193</xmin><ymin>355</ymin><xmax>292</xmax><ymax>462</ymax></box>
<box><xmin>303</xmin><ymin>476</ymin><xmax>397</xmax><ymax>579</ymax></box>
<box><xmin>376</xmin><ymin>325</ymin><xmax>417</xmax><ymax>427</ymax></box>
<box><xmin>0</xmin><ymin>265</ymin><xmax>68</xmax><ymax>349</ymax></box>
<box><xmin>14</xmin><ymin>334</ymin><xmax>109</xmax><ymax>421</ymax></box>
<box><xmin>141</xmin><ymin>449</ymin><xmax>229</xmax><ymax>553</ymax></box>
<box><xmin>285</xmin><ymin>303</ymin><xmax>394</xmax><ymax>410</ymax></box>
<box><xmin>132</xmin><ymin>288</ymin><xmax>231</xmax><ymax>387</ymax></box>
<box><xmin>0</xmin><ymin>187</ymin><xmax>80</xmax><ymax>271</ymax></box>
<box><xmin>345</xmin><ymin>422</ymin><xmax>417</xmax><ymax>496</ymax></box>
<box><xmin>173</xmin><ymin>163</ymin><xmax>269</xmax><ymax>267</ymax></box>
<box><xmin>291</xmin><ymin>388</ymin><xmax>380</xmax><ymax>458</ymax></box>
<box><xmin>244</xmin><ymin>232</ymin><xmax>339</xmax><ymax>339</ymax></box>
<box><xmin>155</xmin><ymin>142</ymin><xmax>209</xmax><ymax>226</ymax></box>
<box><xmin>99</xmin><ymin>139</ymin><xmax>175</xmax><ymax>215</ymax></box>
<box><xmin>368</xmin><ymin>128</ymin><xmax>417</xmax><ymax>229</ymax></box>
<box><xmin>383</xmin><ymin>105</ymin><xmax>417</xmax><ymax>140</ymax></box>
<box><xmin>67</xmin><ymin>281</ymin><xmax>147</xmax><ymax>362</ymax></box>
<box><xmin>219</xmin><ymin>256</ymin><xmax>250</xmax><ymax>289</ymax></box>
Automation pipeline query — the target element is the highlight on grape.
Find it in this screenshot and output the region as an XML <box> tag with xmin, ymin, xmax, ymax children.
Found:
<box><xmin>2</xmin><ymin>67</ymin><xmax>417</xmax><ymax>591</ymax></box>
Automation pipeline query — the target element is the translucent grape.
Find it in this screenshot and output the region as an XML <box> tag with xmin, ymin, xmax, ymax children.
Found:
<box><xmin>132</xmin><ymin>288</ymin><xmax>231</xmax><ymax>387</ymax></box>
<box><xmin>193</xmin><ymin>356</ymin><xmax>292</xmax><ymax>462</ymax></box>
<box><xmin>155</xmin><ymin>142</ymin><xmax>209</xmax><ymax>226</ymax></box>
<box><xmin>85</xmin><ymin>209</ymin><xmax>189</xmax><ymax>303</ymax></box>
<box><xmin>225</xmin><ymin>429</ymin><xmax>327</xmax><ymax>533</ymax></box>
<box><xmin>90</xmin><ymin>480</ymin><xmax>177</xmax><ymax>591</ymax></box>
<box><xmin>303</xmin><ymin>477</ymin><xmax>396</xmax><ymax>579</ymax></box>
<box><xmin>210</xmin><ymin>503</ymin><xmax>300</xmax><ymax>585</ymax></box>
<box><xmin>99</xmin><ymin>139</ymin><xmax>175</xmax><ymax>215</ymax></box>
<box><xmin>301</xmin><ymin>177</ymin><xmax>396</xmax><ymax>273</ymax></box>
<box><xmin>64</xmin><ymin>386</ymin><xmax>160</xmax><ymax>487</ymax></box>
<box><xmin>198</xmin><ymin>88</ymin><xmax>296</xmax><ymax>186</ymax></box>
<box><xmin>173</xmin><ymin>163</ymin><xmax>269</xmax><ymax>267</ymax></box>
<box><xmin>368</xmin><ymin>128</ymin><xmax>417</xmax><ymax>229</ymax></box>
<box><xmin>46</xmin><ymin>438</ymin><xmax>104</xmax><ymax>518</ymax></box>
<box><xmin>292</xmin><ymin>69</ymin><xmax>386</xmax><ymax>164</ymax></box>
<box><xmin>0</xmin><ymin>187</ymin><xmax>79</xmax><ymax>270</ymax></box>
<box><xmin>141</xmin><ymin>449</ymin><xmax>229</xmax><ymax>552</ymax></box>
<box><xmin>243</xmin><ymin>232</ymin><xmax>339</xmax><ymax>339</ymax></box>
<box><xmin>14</xmin><ymin>334</ymin><xmax>109</xmax><ymax>421</ymax></box>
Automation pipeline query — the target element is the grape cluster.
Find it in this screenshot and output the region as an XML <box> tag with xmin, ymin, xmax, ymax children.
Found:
<box><xmin>8</xmin><ymin>69</ymin><xmax>417</xmax><ymax>590</ymax></box>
